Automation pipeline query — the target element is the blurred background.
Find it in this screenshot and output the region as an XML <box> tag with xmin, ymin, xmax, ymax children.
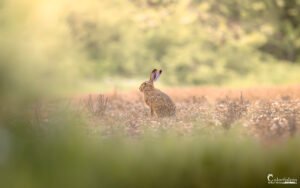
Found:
<box><xmin>1</xmin><ymin>0</ymin><xmax>300</xmax><ymax>95</ymax></box>
<box><xmin>1</xmin><ymin>1</ymin><xmax>300</xmax><ymax>187</ymax></box>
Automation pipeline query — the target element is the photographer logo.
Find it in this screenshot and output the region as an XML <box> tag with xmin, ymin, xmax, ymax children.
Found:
<box><xmin>267</xmin><ymin>173</ymin><xmax>298</xmax><ymax>184</ymax></box>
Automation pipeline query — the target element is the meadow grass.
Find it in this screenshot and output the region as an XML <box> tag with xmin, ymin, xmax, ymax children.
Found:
<box><xmin>1</xmin><ymin>120</ymin><xmax>299</xmax><ymax>188</ymax></box>
<box><xmin>1</xmin><ymin>88</ymin><xmax>299</xmax><ymax>188</ymax></box>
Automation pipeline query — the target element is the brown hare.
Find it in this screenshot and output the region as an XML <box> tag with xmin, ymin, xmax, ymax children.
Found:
<box><xmin>139</xmin><ymin>69</ymin><xmax>176</xmax><ymax>117</ymax></box>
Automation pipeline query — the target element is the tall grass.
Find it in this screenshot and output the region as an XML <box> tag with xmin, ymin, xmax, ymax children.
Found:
<box><xmin>1</xmin><ymin>120</ymin><xmax>300</xmax><ymax>188</ymax></box>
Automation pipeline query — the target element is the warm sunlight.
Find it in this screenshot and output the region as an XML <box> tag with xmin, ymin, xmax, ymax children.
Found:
<box><xmin>1</xmin><ymin>0</ymin><xmax>300</xmax><ymax>187</ymax></box>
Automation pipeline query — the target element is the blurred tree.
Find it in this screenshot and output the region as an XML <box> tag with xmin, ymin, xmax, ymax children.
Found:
<box><xmin>62</xmin><ymin>0</ymin><xmax>300</xmax><ymax>85</ymax></box>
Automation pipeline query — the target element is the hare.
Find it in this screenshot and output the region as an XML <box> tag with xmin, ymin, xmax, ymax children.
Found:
<box><xmin>139</xmin><ymin>69</ymin><xmax>176</xmax><ymax>117</ymax></box>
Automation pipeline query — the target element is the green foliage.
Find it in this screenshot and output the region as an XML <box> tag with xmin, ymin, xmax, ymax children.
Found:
<box><xmin>1</xmin><ymin>122</ymin><xmax>300</xmax><ymax>188</ymax></box>
<box><xmin>2</xmin><ymin>0</ymin><xmax>300</xmax><ymax>86</ymax></box>
<box><xmin>63</xmin><ymin>0</ymin><xmax>300</xmax><ymax>85</ymax></box>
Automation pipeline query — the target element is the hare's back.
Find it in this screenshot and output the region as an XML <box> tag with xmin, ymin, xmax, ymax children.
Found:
<box><xmin>152</xmin><ymin>91</ymin><xmax>175</xmax><ymax>109</ymax></box>
<box><xmin>154</xmin><ymin>92</ymin><xmax>176</xmax><ymax>117</ymax></box>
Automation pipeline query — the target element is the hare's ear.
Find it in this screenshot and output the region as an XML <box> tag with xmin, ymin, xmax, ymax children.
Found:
<box><xmin>153</xmin><ymin>69</ymin><xmax>162</xmax><ymax>81</ymax></box>
<box><xmin>150</xmin><ymin>69</ymin><xmax>157</xmax><ymax>82</ymax></box>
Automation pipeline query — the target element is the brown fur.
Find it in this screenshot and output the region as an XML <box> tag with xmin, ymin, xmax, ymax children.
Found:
<box><xmin>139</xmin><ymin>70</ymin><xmax>176</xmax><ymax>117</ymax></box>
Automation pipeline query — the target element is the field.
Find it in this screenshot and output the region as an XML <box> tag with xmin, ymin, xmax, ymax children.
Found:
<box><xmin>2</xmin><ymin>85</ymin><xmax>300</xmax><ymax>187</ymax></box>
<box><xmin>7</xmin><ymin>85</ymin><xmax>297</xmax><ymax>187</ymax></box>
<box><xmin>66</xmin><ymin>85</ymin><xmax>300</xmax><ymax>142</ymax></box>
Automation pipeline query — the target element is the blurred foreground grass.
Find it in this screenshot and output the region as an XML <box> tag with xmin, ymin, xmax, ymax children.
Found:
<box><xmin>1</xmin><ymin>120</ymin><xmax>300</xmax><ymax>188</ymax></box>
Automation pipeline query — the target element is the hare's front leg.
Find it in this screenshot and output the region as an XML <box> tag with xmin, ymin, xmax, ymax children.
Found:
<box><xmin>150</xmin><ymin>106</ymin><xmax>154</xmax><ymax>117</ymax></box>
